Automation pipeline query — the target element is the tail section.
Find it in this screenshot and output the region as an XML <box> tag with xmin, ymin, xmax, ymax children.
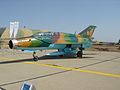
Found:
<box><xmin>78</xmin><ymin>25</ymin><xmax>96</xmax><ymax>38</ymax></box>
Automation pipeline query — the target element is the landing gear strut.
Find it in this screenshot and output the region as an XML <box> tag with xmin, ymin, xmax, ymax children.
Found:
<box><xmin>77</xmin><ymin>50</ymin><xmax>83</xmax><ymax>58</ymax></box>
<box><xmin>33</xmin><ymin>52</ymin><xmax>39</xmax><ymax>61</ymax></box>
<box><xmin>77</xmin><ymin>44</ymin><xmax>83</xmax><ymax>58</ymax></box>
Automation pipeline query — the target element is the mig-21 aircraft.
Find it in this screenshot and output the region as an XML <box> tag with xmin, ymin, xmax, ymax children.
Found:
<box><xmin>9</xmin><ymin>25</ymin><xmax>96</xmax><ymax>61</ymax></box>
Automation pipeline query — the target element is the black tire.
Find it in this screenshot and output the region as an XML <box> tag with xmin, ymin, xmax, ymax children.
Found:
<box><xmin>33</xmin><ymin>56</ymin><xmax>39</xmax><ymax>61</ymax></box>
<box><xmin>59</xmin><ymin>55</ymin><xmax>64</xmax><ymax>57</ymax></box>
<box><xmin>77</xmin><ymin>51</ymin><xmax>82</xmax><ymax>58</ymax></box>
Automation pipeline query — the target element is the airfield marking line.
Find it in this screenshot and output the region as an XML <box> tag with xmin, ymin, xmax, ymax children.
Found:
<box><xmin>24</xmin><ymin>62</ymin><xmax>120</xmax><ymax>78</ymax></box>
<box><xmin>0</xmin><ymin>57</ymin><xmax>14</xmax><ymax>60</ymax></box>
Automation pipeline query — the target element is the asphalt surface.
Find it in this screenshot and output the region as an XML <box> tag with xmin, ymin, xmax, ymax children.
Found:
<box><xmin>0</xmin><ymin>49</ymin><xmax>120</xmax><ymax>90</ymax></box>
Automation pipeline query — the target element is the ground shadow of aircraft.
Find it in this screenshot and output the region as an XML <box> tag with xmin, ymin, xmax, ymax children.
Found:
<box><xmin>83</xmin><ymin>53</ymin><xmax>97</xmax><ymax>55</ymax></box>
<box><xmin>0</xmin><ymin>55</ymin><xmax>94</xmax><ymax>64</ymax></box>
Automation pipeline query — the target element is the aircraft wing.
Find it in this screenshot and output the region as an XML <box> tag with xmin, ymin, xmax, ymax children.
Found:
<box><xmin>16</xmin><ymin>46</ymin><xmax>58</xmax><ymax>51</ymax></box>
<box><xmin>46</xmin><ymin>51</ymin><xmax>65</xmax><ymax>56</ymax></box>
<box><xmin>15</xmin><ymin>43</ymin><xmax>81</xmax><ymax>52</ymax></box>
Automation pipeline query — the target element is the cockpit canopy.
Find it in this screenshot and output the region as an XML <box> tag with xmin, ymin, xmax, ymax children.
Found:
<box><xmin>34</xmin><ymin>32</ymin><xmax>54</xmax><ymax>36</ymax></box>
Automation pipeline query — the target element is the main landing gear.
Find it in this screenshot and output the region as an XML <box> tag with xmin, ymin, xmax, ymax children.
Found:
<box><xmin>33</xmin><ymin>52</ymin><xmax>39</xmax><ymax>61</ymax></box>
<box><xmin>77</xmin><ymin>50</ymin><xmax>83</xmax><ymax>58</ymax></box>
<box><xmin>77</xmin><ymin>44</ymin><xmax>83</xmax><ymax>58</ymax></box>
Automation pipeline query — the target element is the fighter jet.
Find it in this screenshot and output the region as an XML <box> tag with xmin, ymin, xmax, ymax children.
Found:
<box><xmin>9</xmin><ymin>25</ymin><xmax>96</xmax><ymax>61</ymax></box>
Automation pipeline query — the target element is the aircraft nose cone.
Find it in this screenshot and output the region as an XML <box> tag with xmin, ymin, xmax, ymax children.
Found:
<box><xmin>9</xmin><ymin>40</ymin><xmax>13</xmax><ymax>49</ymax></box>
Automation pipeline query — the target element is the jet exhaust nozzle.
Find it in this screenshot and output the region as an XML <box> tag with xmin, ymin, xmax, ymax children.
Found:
<box><xmin>9</xmin><ymin>40</ymin><xmax>18</xmax><ymax>49</ymax></box>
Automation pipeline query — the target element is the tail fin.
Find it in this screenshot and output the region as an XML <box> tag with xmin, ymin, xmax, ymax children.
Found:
<box><xmin>78</xmin><ymin>25</ymin><xmax>96</xmax><ymax>38</ymax></box>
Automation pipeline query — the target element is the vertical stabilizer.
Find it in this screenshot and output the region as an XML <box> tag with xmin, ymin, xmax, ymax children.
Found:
<box><xmin>78</xmin><ymin>25</ymin><xmax>96</xmax><ymax>38</ymax></box>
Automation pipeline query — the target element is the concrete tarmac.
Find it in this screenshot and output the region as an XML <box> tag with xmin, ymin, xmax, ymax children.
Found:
<box><xmin>0</xmin><ymin>49</ymin><xmax>120</xmax><ymax>90</ymax></box>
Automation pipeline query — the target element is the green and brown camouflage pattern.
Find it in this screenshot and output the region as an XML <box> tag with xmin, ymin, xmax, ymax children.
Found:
<box><xmin>9</xmin><ymin>25</ymin><xmax>96</xmax><ymax>50</ymax></box>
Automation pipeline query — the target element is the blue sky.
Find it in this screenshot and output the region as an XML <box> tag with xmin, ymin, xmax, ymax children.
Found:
<box><xmin>0</xmin><ymin>0</ymin><xmax>120</xmax><ymax>42</ymax></box>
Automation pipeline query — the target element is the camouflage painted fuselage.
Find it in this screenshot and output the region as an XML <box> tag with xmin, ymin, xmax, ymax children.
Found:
<box><xmin>14</xmin><ymin>32</ymin><xmax>91</xmax><ymax>49</ymax></box>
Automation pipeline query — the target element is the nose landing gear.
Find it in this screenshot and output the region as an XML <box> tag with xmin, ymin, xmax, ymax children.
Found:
<box><xmin>33</xmin><ymin>52</ymin><xmax>39</xmax><ymax>61</ymax></box>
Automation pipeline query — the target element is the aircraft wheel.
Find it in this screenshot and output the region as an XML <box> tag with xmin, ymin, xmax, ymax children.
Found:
<box><xmin>59</xmin><ymin>55</ymin><xmax>64</xmax><ymax>57</ymax></box>
<box><xmin>33</xmin><ymin>52</ymin><xmax>39</xmax><ymax>61</ymax></box>
<box><xmin>77</xmin><ymin>51</ymin><xmax>82</xmax><ymax>58</ymax></box>
<box><xmin>33</xmin><ymin>56</ymin><xmax>39</xmax><ymax>61</ymax></box>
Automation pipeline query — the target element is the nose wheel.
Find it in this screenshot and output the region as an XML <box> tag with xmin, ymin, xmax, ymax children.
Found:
<box><xmin>33</xmin><ymin>52</ymin><xmax>39</xmax><ymax>61</ymax></box>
